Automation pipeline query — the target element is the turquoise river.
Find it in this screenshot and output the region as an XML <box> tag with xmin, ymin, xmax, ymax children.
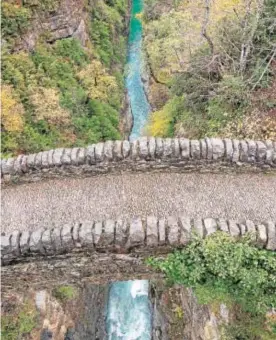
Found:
<box><xmin>105</xmin><ymin>0</ymin><xmax>152</xmax><ymax>339</ymax></box>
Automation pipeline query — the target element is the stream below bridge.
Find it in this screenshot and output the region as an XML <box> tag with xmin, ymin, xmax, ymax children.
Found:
<box><xmin>107</xmin><ymin>0</ymin><xmax>152</xmax><ymax>338</ymax></box>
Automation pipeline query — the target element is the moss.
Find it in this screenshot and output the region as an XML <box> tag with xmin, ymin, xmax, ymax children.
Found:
<box><xmin>53</xmin><ymin>285</ymin><xmax>78</xmax><ymax>303</ymax></box>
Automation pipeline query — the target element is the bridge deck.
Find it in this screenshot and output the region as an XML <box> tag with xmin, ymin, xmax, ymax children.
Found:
<box><xmin>2</xmin><ymin>172</ymin><xmax>276</xmax><ymax>233</ymax></box>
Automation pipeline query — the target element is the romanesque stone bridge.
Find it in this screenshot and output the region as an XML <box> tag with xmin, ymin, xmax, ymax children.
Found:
<box><xmin>1</xmin><ymin>137</ymin><xmax>276</xmax><ymax>290</ymax></box>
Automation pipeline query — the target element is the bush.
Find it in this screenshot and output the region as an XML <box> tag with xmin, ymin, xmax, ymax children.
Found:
<box><xmin>53</xmin><ymin>285</ymin><xmax>77</xmax><ymax>302</ymax></box>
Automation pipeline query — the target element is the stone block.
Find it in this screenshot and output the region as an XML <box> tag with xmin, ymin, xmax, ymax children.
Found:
<box><xmin>146</xmin><ymin>216</ymin><xmax>158</xmax><ymax>246</ymax></box>
<box><xmin>115</xmin><ymin>219</ymin><xmax>129</xmax><ymax>246</ymax></box>
<box><xmin>265</xmin><ymin>140</ymin><xmax>273</xmax><ymax>164</ymax></box>
<box><xmin>205</xmin><ymin>138</ymin><xmax>213</xmax><ymax>160</ymax></box>
<box><xmin>1</xmin><ymin>235</ymin><xmax>11</xmax><ymax>255</ymax></box>
<box><xmin>239</xmin><ymin>223</ymin><xmax>247</xmax><ymax>235</ymax></box>
<box><xmin>218</xmin><ymin>219</ymin><xmax>229</xmax><ymax>233</ymax></box>
<box><xmin>20</xmin><ymin>155</ymin><xmax>28</xmax><ymax>173</ymax></box>
<box><xmin>156</xmin><ymin>138</ymin><xmax>164</xmax><ymax>157</ymax></box>
<box><xmin>228</xmin><ymin>220</ymin><xmax>240</xmax><ymax>237</ymax></box>
<box><xmin>94</xmin><ymin>221</ymin><xmax>103</xmax><ymax>245</ymax></box>
<box><xmin>138</xmin><ymin>137</ymin><xmax>149</xmax><ymax>159</ymax></box>
<box><xmin>256</xmin><ymin>141</ymin><xmax>267</xmax><ymax>161</ymax></box>
<box><xmin>163</xmin><ymin>138</ymin><xmax>173</xmax><ymax>158</ymax></box>
<box><xmin>193</xmin><ymin>218</ymin><xmax>205</xmax><ymax>238</ymax></box>
<box><xmin>19</xmin><ymin>231</ymin><xmax>30</xmax><ymax>255</ymax></box>
<box><xmin>62</xmin><ymin>149</ymin><xmax>71</xmax><ymax>165</ymax></box>
<box><xmin>122</xmin><ymin>140</ymin><xmax>130</xmax><ymax>158</ymax></box>
<box><xmin>127</xmin><ymin>217</ymin><xmax>144</xmax><ymax>247</ymax></box>
<box><xmin>95</xmin><ymin>143</ymin><xmax>104</xmax><ymax>162</ymax></box>
<box><xmin>179</xmin><ymin>216</ymin><xmax>192</xmax><ymax>245</ymax></box>
<box><xmin>71</xmin><ymin>148</ymin><xmax>80</xmax><ymax>165</ymax></box>
<box><xmin>29</xmin><ymin>229</ymin><xmax>44</xmax><ymax>253</ymax></box>
<box><xmin>232</xmin><ymin>140</ymin><xmax>240</xmax><ymax>163</ymax></box>
<box><xmin>247</xmin><ymin>141</ymin><xmax>257</xmax><ymax>162</ymax></box>
<box><xmin>34</xmin><ymin>152</ymin><xmax>43</xmax><ymax>168</ymax></box>
<box><xmin>78</xmin><ymin>222</ymin><xmax>93</xmax><ymax>247</ymax></box>
<box><xmin>27</xmin><ymin>154</ymin><xmax>36</xmax><ymax>168</ymax></box>
<box><xmin>114</xmin><ymin>141</ymin><xmax>123</xmax><ymax>160</ymax></box>
<box><xmin>158</xmin><ymin>218</ymin><xmax>166</xmax><ymax>245</ymax></box>
<box><xmin>99</xmin><ymin>220</ymin><xmax>115</xmax><ymax>246</ymax></box>
<box><xmin>239</xmin><ymin>140</ymin><xmax>248</xmax><ymax>162</ymax></box>
<box><xmin>53</xmin><ymin>149</ymin><xmax>64</xmax><ymax>166</ymax></box>
<box><xmin>130</xmin><ymin>140</ymin><xmax>139</xmax><ymax>159</ymax></box>
<box><xmin>41</xmin><ymin>151</ymin><xmax>49</xmax><ymax>168</ymax></box>
<box><xmin>167</xmin><ymin>216</ymin><xmax>179</xmax><ymax>245</ymax></box>
<box><xmin>86</xmin><ymin>145</ymin><xmax>96</xmax><ymax>164</ymax></box>
<box><xmin>47</xmin><ymin>150</ymin><xmax>55</xmax><ymax>167</ymax></box>
<box><xmin>51</xmin><ymin>227</ymin><xmax>62</xmax><ymax>252</ymax></box>
<box><xmin>179</xmin><ymin>138</ymin><xmax>190</xmax><ymax>159</ymax></box>
<box><xmin>14</xmin><ymin>155</ymin><xmax>24</xmax><ymax>174</ymax></box>
<box><xmin>200</xmin><ymin>139</ymin><xmax>207</xmax><ymax>159</ymax></box>
<box><xmin>61</xmin><ymin>224</ymin><xmax>73</xmax><ymax>248</ymax></box>
<box><xmin>72</xmin><ymin>223</ymin><xmax>80</xmax><ymax>244</ymax></box>
<box><xmin>204</xmin><ymin>218</ymin><xmax>218</xmax><ymax>236</ymax></box>
<box><xmin>273</xmin><ymin>142</ymin><xmax>276</xmax><ymax>164</ymax></box>
<box><xmin>245</xmin><ymin>220</ymin><xmax>257</xmax><ymax>240</ymax></box>
<box><xmin>41</xmin><ymin>229</ymin><xmax>53</xmax><ymax>254</ymax></box>
<box><xmin>224</xmin><ymin>139</ymin><xmax>233</xmax><ymax>161</ymax></box>
<box><xmin>191</xmin><ymin>140</ymin><xmax>200</xmax><ymax>159</ymax></box>
<box><xmin>173</xmin><ymin>138</ymin><xmax>180</xmax><ymax>158</ymax></box>
<box><xmin>78</xmin><ymin>148</ymin><xmax>86</xmax><ymax>165</ymax></box>
<box><xmin>10</xmin><ymin>231</ymin><xmax>20</xmax><ymax>255</ymax></box>
<box><xmin>148</xmin><ymin>137</ymin><xmax>156</xmax><ymax>158</ymax></box>
<box><xmin>256</xmin><ymin>224</ymin><xmax>267</xmax><ymax>247</ymax></box>
<box><xmin>211</xmin><ymin>138</ymin><xmax>225</xmax><ymax>160</ymax></box>
<box><xmin>265</xmin><ymin>221</ymin><xmax>276</xmax><ymax>250</ymax></box>
<box><xmin>103</xmin><ymin>141</ymin><xmax>114</xmax><ymax>161</ymax></box>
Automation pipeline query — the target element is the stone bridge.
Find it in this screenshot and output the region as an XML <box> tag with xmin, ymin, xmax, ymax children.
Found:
<box><xmin>1</xmin><ymin>137</ymin><xmax>276</xmax><ymax>291</ymax></box>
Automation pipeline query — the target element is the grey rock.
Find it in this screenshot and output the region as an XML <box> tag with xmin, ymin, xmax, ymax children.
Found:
<box><xmin>115</xmin><ymin>219</ymin><xmax>129</xmax><ymax>246</ymax></box>
<box><xmin>239</xmin><ymin>223</ymin><xmax>247</xmax><ymax>235</ymax></box>
<box><xmin>94</xmin><ymin>221</ymin><xmax>103</xmax><ymax>245</ymax></box>
<box><xmin>193</xmin><ymin>218</ymin><xmax>205</xmax><ymax>238</ymax></box>
<box><xmin>200</xmin><ymin>139</ymin><xmax>207</xmax><ymax>159</ymax></box>
<box><xmin>19</xmin><ymin>231</ymin><xmax>30</xmax><ymax>254</ymax></box>
<box><xmin>232</xmin><ymin>140</ymin><xmax>240</xmax><ymax>163</ymax></box>
<box><xmin>163</xmin><ymin>138</ymin><xmax>173</xmax><ymax>158</ymax></box>
<box><xmin>51</xmin><ymin>227</ymin><xmax>62</xmax><ymax>252</ymax></box>
<box><xmin>53</xmin><ymin>148</ymin><xmax>64</xmax><ymax>166</ymax></box>
<box><xmin>211</xmin><ymin>138</ymin><xmax>224</xmax><ymax>160</ymax></box>
<box><xmin>41</xmin><ymin>229</ymin><xmax>53</xmax><ymax>254</ymax></box>
<box><xmin>204</xmin><ymin>218</ymin><xmax>217</xmax><ymax>236</ymax></box>
<box><xmin>265</xmin><ymin>221</ymin><xmax>276</xmax><ymax>250</ymax></box>
<box><xmin>146</xmin><ymin>216</ymin><xmax>158</xmax><ymax>246</ymax></box>
<box><xmin>179</xmin><ymin>216</ymin><xmax>192</xmax><ymax>244</ymax></box>
<box><xmin>86</xmin><ymin>145</ymin><xmax>96</xmax><ymax>164</ymax></box>
<box><xmin>218</xmin><ymin>218</ymin><xmax>229</xmax><ymax>233</ymax></box>
<box><xmin>148</xmin><ymin>137</ymin><xmax>156</xmax><ymax>158</ymax></box>
<box><xmin>95</xmin><ymin>143</ymin><xmax>104</xmax><ymax>162</ymax></box>
<box><xmin>273</xmin><ymin>142</ymin><xmax>276</xmax><ymax>164</ymax></box>
<box><xmin>155</xmin><ymin>138</ymin><xmax>164</xmax><ymax>157</ymax></box>
<box><xmin>71</xmin><ymin>148</ymin><xmax>80</xmax><ymax>165</ymax></box>
<box><xmin>1</xmin><ymin>235</ymin><xmax>11</xmax><ymax>256</ymax></box>
<box><xmin>79</xmin><ymin>222</ymin><xmax>93</xmax><ymax>247</ymax></box>
<box><xmin>130</xmin><ymin>140</ymin><xmax>139</xmax><ymax>159</ymax></box>
<box><xmin>247</xmin><ymin>140</ymin><xmax>257</xmax><ymax>162</ymax></box>
<box><xmin>61</xmin><ymin>224</ymin><xmax>73</xmax><ymax>248</ymax></box>
<box><xmin>256</xmin><ymin>224</ymin><xmax>267</xmax><ymax>247</ymax></box>
<box><xmin>205</xmin><ymin>138</ymin><xmax>213</xmax><ymax>160</ymax></box>
<box><xmin>224</xmin><ymin>139</ymin><xmax>233</xmax><ymax>161</ymax></box>
<box><xmin>228</xmin><ymin>220</ymin><xmax>240</xmax><ymax>237</ymax></box>
<box><xmin>47</xmin><ymin>150</ymin><xmax>55</xmax><ymax>167</ymax></box>
<box><xmin>41</xmin><ymin>151</ymin><xmax>49</xmax><ymax>167</ymax></box>
<box><xmin>179</xmin><ymin>138</ymin><xmax>190</xmax><ymax>159</ymax></box>
<box><xmin>167</xmin><ymin>216</ymin><xmax>179</xmax><ymax>245</ymax></box>
<box><xmin>256</xmin><ymin>141</ymin><xmax>266</xmax><ymax>161</ymax></box>
<box><xmin>245</xmin><ymin>220</ymin><xmax>257</xmax><ymax>240</ymax></box>
<box><xmin>138</xmin><ymin>137</ymin><xmax>149</xmax><ymax>159</ymax></box>
<box><xmin>114</xmin><ymin>141</ymin><xmax>123</xmax><ymax>160</ymax></box>
<box><xmin>191</xmin><ymin>140</ymin><xmax>200</xmax><ymax>159</ymax></box>
<box><xmin>239</xmin><ymin>141</ymin><xmax>248</xmax><ymax>162</ymax></box>
<box><xmin>78</xmin><ymin>148</ymin><xmax>86</xmax><ymax>165</ymax></box>
<box><xmin>21</xmin><ymin>156</ymin><xmax>28</xmax><ymax>173</ymax></box>
<box><xmin>122</xmin><ymin>140</ymin><xmax>130</xmax><ymax>158</ymax></box>
<box><xmin>173</xmin><ymin>138</ymin><xmax>180</xmax><ymax>158</ymax></box>
<box><xmin>103</xmin><ymin>141</ymin><xmax>114</xmax><ymax>161</ymax></box>
<box><xmin>127</xmin><ymin>217</ymin><xmax>144</xmax><ymax>247</ymax></box>
<box><xmin>14</xmin><ymin>155</ymin><xmax>23</xmax><ymax>174</ymax></box>
<box><xmin>158</xmin><ymin>218</ymin><xmax>166</xmax><ymax>245</ymax></box>
<box><xmin>34</xmin><ymin>152</ymin><xmax>43</xmax><ymax>168</ymax></box>
<box><xmin>10</xmin><ymin>231</ymin><xmax>20</xmax><ymax>255</ymax></box>
<box><xmin>26</xmin><ymin>154</ymin><xmax>36</xmax><ymax>168</ymax></box>
<box><xmin>29</xmin><ymin>229</ymin><xmax>44</xmax><ymax>253</ymax></box>
<box><xmin>72</xmin><ymin>223</ymin><xmax>80</xmax><ymax>244</ymax></box>
<box><xmin>265</xmin><ymin>140</ymin><xmax>273</xmax><ymax>164</ymax></box>
<box><xmin>62</xmin><ymin>149</ymin><xmax>71</xmax><ymax>165</ymax></box>
<box><xmin>100</xmin><ymin>220</ymin><xmax>115</xmax><ymax>246</ymax></box>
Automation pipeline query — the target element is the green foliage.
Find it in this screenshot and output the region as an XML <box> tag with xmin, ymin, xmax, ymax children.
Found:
<box><xmin>148</xmin><ymin>232</ymin><xmax>276</xmax><ymax>317</ymax></box>
<box><xmin>1</xmin><ymin>2</ymin><xmax>31</xmax><ymax>41</ymax></box>
<box><xmin>53</xmin><ymin>285</ymin><xmax>78</xmax><ymax>302</ymax></box>
<box><xmin>1</xmin><ymin>300</ymin><xmax>38</xmax><ymax>340</ymax></box>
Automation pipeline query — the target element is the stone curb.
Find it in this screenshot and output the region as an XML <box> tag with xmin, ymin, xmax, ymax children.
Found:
<box><xmin>1</xmin><ymin>138</ymin><xmax>276</xmax><ymax>184</ymax></box>
<box><xmin>1</xmin><ymin>216</ymin><xmax>275</xmax><ymax>265</ymax></box>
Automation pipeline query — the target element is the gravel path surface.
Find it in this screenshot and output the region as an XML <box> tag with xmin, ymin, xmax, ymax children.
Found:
<box><xmin>2</xmin><ymin>172</ymin><xmax>276</xmax><ymax>233</ymax></box>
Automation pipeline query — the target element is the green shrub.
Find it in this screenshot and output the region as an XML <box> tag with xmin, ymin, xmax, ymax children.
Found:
<box><xmin>53</xmin><ymin>285</ymin><xmax>77</xmax><ymax>302</ymax></box>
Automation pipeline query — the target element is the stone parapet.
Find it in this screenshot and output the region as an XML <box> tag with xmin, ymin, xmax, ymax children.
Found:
<box><xmin>2</xmin><ymin>216</ymin><xmax>275</xmax><ymax>266</ymax></box>
<box><xmin>1</xmin><ymin>138</ymin><xmax>276</xmax><ymax>184</ymax></box>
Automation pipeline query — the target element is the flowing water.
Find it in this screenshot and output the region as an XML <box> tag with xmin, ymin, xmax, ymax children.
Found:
<box><xmin>105</xmin><ymin>0</ymin><xmax>152</xmax><ymax>338</ymax></box>
<box><xmin>126</xmin><ymin>0</ymin><xmax>151</xmax><ymax>140</ymax></box>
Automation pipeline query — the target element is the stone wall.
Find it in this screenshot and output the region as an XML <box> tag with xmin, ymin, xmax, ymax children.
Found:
<box><xmin>1</xmin><ymin>215</ymin><xmax>275</xmax><ymax>291</ymax></box>
<box><xmin>1</xmin><ymin>137</ymin><xmax>276</xmax><ymax>184</ymax></box>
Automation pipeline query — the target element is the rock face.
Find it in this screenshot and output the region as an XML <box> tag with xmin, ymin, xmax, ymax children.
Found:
<box><xmin>17</xmin><ymin>0</ymin><xmax>88</xmax><ymax>51</ymax></box>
